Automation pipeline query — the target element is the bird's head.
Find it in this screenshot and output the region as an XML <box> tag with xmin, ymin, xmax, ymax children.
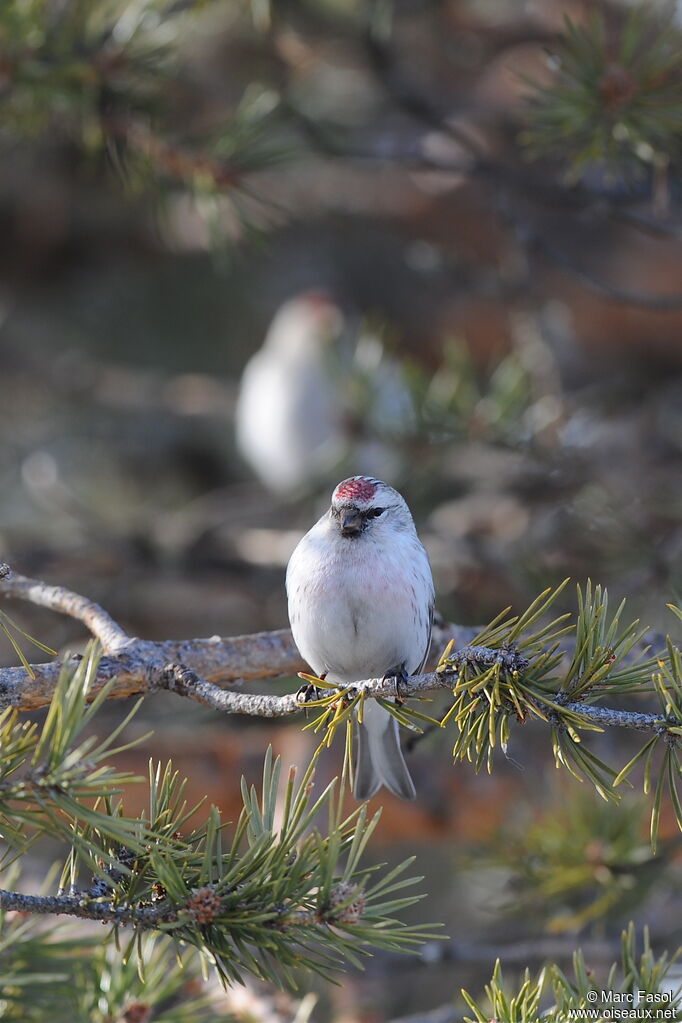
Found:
<box><xmin>265</xmin><ymin>291</ymin><xmax>343</xmax><ymax>358</ymax></box>
<box><xmin>329</xmin><ymin>476</ymin><xmax>415</xmax><ymax>540</ymax></box>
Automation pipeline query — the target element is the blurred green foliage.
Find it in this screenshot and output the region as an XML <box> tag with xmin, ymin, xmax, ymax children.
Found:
<box><xmin>468</xmin><ymin>788</ymin><xmax>678</xmax><ymax>935</ymax></box>
<box><xmin>1</xmin><ymin>909</ymin><xmax>224</xmax><ymax>1023</ymax></box>
<box><xmin>522</xmin><ymin>5</ymin><xmax>682</xmax><ymax>182</ymax></box>
<box><xmin>0</xmin><ymin>0</ymin><xmax>283</xmax><ymax>196</ymax></box>
<box><xmin>409</xmin><ymin>339</ymin><xmax>536</xmax><ymax>447</ymax></box>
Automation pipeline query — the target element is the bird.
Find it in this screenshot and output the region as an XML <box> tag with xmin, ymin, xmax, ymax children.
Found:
<box><xmin>235</xmin><ymin>292</ymin><xmax>415</xmax><ymax>495</ymax></box>
<box><xmin>286</xmin><ymin>475</ymin><xmax>434</xmax><ymax>800</ymax></box>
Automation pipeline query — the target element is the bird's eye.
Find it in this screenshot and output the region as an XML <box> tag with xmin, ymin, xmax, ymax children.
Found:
<box><xmin>368</xmin><ymin>508</ymin><xmax>385</xmax><ymax>518</ymax></box>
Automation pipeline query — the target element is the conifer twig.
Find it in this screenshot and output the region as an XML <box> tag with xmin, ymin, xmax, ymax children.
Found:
<box><xmin>0</xmin><ymin>568</ymin><xmax>675</xmax><ymax>745</ymax></box>
<box><xmin>152</xmin><ymin>665</ymin><xmax>674</xmax><ymax>735</ymax></box>
<box><xmin>0</xmin><ymin>882</ymin><xmax>364</xmax><ymax>929</ymax></box>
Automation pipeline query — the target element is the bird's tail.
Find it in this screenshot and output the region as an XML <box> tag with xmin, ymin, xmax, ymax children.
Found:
<box><xmin>353</xmin><ymin>700</ymin><xmax>416</xmax><ymax>800</ymax></box>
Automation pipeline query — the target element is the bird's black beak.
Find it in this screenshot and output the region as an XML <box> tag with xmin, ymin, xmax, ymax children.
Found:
<box><xmin>341</xmin><ymin>511</ymin><xmax>363</xmax><ymax>538</ymax></box>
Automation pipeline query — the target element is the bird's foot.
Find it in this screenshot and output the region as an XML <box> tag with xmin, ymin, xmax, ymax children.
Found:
<box><xmin>296</xmin><ymin>683</ymin><xmax>325</xmax><ymax>704</ymax></box>
<box><xmin>383</xmin><ymin>664</ymin><xmax>409</xmax><ymax>703</ymax></box>
<box><xmin>296</xmin><ymin>672</ymin><xmax>328</xmax><ymax>705</ymax></box>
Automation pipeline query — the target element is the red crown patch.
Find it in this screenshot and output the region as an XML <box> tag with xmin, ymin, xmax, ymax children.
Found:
<box><xmin>334</xmin><ymin>477</ymin><xmax>378</xmax><ymax>502</ymax></box>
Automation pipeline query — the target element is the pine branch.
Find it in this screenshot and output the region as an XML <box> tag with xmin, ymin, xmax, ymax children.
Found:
<box><xmin>0</xmin><ymin>566</ymin><xmax>676</xmax><ymax>747</ymax></box>
<box><xmin>3</xmin><ymin>565</ymin><xmax>682</xmax><ymax>849</ymax></box>
<box><xmin>0</xmin><ymin>879</ymin><xmax>365</xmax><ymax>929</ymax></box>
<box><xmin>0</xmin><ymin>663</ymin><xmax>440</xmax><ymax>985</ymax></box>
<box><xmin>0</xmin><ymin>565</ymin><xmax>480</xmax><ymax>710</ymax></box>
<box><xmin>151</xmin><ymin>662</ymin><xmax>673</xmax><ymax>736</ymax></box>
<box><xmin>0</xmin><ymin>567</ymin><xmax>653</xmax><ymax>714</ymax></box>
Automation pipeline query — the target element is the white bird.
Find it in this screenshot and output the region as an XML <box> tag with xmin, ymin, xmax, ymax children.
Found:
<box><xmin>235</xmin><ymin>293</ymin><xmax>415</xmax><ymax>495</ymax></box>
<box><xmin>286</xmin><ymin>475</ymin><xmax>434</xmax><ymax>800</ymax></box>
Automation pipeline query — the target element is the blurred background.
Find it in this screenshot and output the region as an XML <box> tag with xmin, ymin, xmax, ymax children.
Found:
<box><xmin>2</xmin><ymin>0</ymin><xmax>682</xmax><ymax>1019</ymax></box>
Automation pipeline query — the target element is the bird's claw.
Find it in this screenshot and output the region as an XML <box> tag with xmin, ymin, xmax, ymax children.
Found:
<box><xmin>296</xmin><ymin>683</ymin><xmax>325</xmax><ymax>705</ymax></box>
<box><xmin>383</xmin><ymin>665</ymin><xmax>409</xmax><ymax>703</ymax></box>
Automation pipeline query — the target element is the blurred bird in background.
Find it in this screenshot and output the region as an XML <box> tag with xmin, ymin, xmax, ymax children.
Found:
<box><xmin>235</xmin><ymin>291</ymin><xmax>416</xmax><ymax>495</ymax></box>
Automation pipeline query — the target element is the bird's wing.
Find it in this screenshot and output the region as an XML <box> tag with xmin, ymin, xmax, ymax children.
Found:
<box><xmin>415</xmin><ymin>602</ymin><xmax>434</xmax><ymax>675</ymax></box>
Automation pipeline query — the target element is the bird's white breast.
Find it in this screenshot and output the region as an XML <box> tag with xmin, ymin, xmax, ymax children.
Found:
<box><xmin>287</xmin><ymin>526</ymin><xmax>432</xmax><ymax>684</ymax></box>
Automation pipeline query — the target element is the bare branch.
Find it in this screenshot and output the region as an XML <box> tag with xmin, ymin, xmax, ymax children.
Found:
<box><xmin>0</xmin><ymin>887</ymin><xmax>180</xmax><ymax>926</ymax></box>
<box><xmin>0</xmin><ymin>568</ymin><xmax>129</xmax><ymax>651</ymax></box>
<box><xmin>0</xmin><ymin>630</ymin><xmax>307</xmax><ymax>711</ymax></box>
<box><xmin>413</xmin><ymin>935</ymin><xmax>618</xmax><ymax>968</ymax></box>
<box><xmin>562</xmin><ymin>701</ymin><xmax>668</xmax><ymax>732</ymax></box>
<box><xmin>153</xmin><ymin>661</ymin><xmax>303</xmax><ymax>717</ymax></box>
<box><xmin>533</xmin><ymin>233</ymin><xmax>682</xmax><ymax>311</ymax></box>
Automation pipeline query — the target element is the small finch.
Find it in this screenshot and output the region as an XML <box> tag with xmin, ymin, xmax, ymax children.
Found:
<box><xmin>286</xmin><ymin>476</ymin><xmax>434</xmax><ymax>800</ymax></box>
